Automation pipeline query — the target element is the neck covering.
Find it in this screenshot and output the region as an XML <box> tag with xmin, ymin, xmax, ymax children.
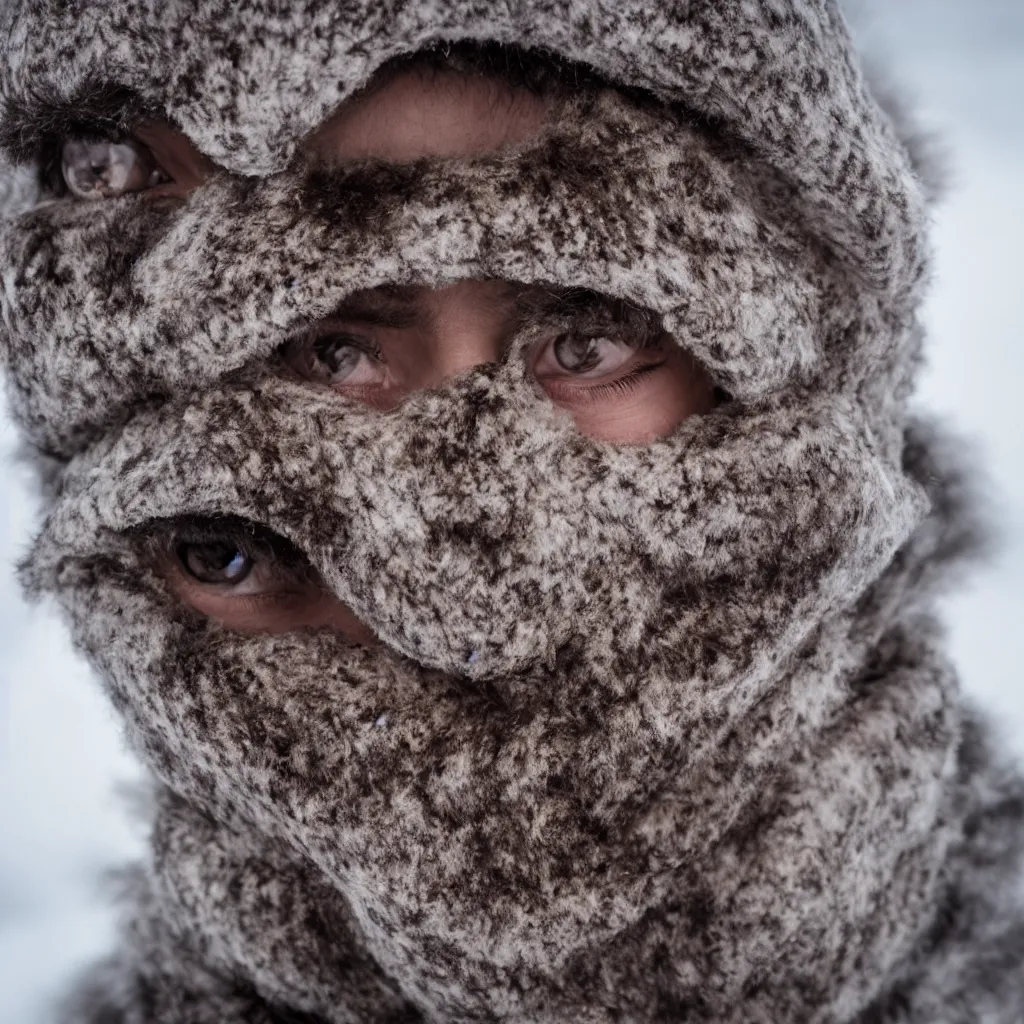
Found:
<box><xmin>2</xmin><ymin>2</ymin><xmax>1023</xmax><ymax>1021</ymax></box>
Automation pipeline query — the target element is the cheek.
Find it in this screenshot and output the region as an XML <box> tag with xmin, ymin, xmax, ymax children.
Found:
<box><xmin>571</xmin><ymin>353</ymin><xmax>716</xmax><ymax>444</ymax></box>
<box><xmin>168</xmin><ymin>576</ymin><xmax>378</xmax><ymax>645</ymax></box>
<box><xmin>303</xmin><ymin>596</ymin><xmax>380</xmax><ymax>646</ymax></box>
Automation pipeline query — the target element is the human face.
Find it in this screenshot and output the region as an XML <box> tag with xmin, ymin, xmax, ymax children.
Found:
<box><xmin>60</xmin><ymin>65</ymin><xmax>715</xmax><ymax>636</ymax></box>
<box><xmin>58</xmin><ymin>62</ymin><xmax>554</xmax><ymax>199</ymax></box>
<box><xmin>160</xmin><ymin>278</ymin><xmax>715</xmax><ymax>636</ymax></box>
<box><xmin>279</xmin><ymin>279</ymin><xmax>715</xmax><ymax>441</ymax></box>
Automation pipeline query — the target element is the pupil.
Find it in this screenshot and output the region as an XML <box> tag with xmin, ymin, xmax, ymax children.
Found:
<box><xmin>179</xmin><ymin>542</ymin><xmax>251</xmax><ymax>585</ymax></box>
<box><xmin>313</xmin><ymin>337</ymin><xmax>362</xmax><ymax>379</ymax></box>
<box><xmin>553</xmin><ymin>334</ymin><xmax>599</xmax><ymax>372</ymax></box>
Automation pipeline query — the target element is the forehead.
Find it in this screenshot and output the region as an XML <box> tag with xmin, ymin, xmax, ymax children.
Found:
<box><xmin>0</xmin><ymin>4</ymin><xmax>602</xmax><ymax>178</ymax></box>
<box><xmin>0</xmin><ymin>0</ymin><xmax>927</xmax><ymax>289</ymax></box>
<box><xmin>0</xmin><ymin>0</ymin><xmax>930</xmax><ymax>459</ymax></box>
<box><xmin>1</xmin><ymin>2</ymin><xmax>457</xmax><ymax>175</ymax></box>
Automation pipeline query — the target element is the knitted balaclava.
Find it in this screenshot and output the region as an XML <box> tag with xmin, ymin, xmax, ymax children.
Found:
<box><xmin>2</xmin><ymin>2</ymin><xmax>1023</xmax><ymax>1022</ymax></box>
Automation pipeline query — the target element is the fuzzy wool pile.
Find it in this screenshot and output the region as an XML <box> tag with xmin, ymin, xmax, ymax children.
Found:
<box><xmin>1</xmin><ymin>1</ymin><xmax>1023</xmax><ymax>1021</ymax></box>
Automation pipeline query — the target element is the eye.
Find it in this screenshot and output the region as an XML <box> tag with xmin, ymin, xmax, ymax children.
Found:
<box><xmin>176</xmin><ymin>540</ymin><xmax>253</xmax><ymax>586</ymax></box>
<box><xmin>60</xmin><ymin>136</ymin><xmax>170</xmax><ymax>200</ymax></box>
<box><xmin>548</xmin><ymin>333</ymin><xmax>637</xmax><ymax>377</ymax></box>
<box><xmin>534</xmin><ymin>331</ymin><xmax>653</xmax><ymax>384</ymax></box>
<box><xmin>155</xmin><ymin>519</ymin><xmax>310</xmax><ymax>599</ymax></box>
<box><xmin>312</xmin><ymin>335</ymin><xmax>374</xmax><ymax>383</ymax></box>
<box><xmin>282</xmin><ymin>329</ymin><xmax>387</xmax><ymax>389</ymax></box>
<box><xmin>145</xmin><ymin>518</ymin><xmax>376</xmax><ymax>641</ymax></box>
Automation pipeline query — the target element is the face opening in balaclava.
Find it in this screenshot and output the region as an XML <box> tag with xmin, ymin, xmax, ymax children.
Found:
<box><xmin>1</xmin><ymin>3</ymin><xmax>1023</xmax><ymax>1023</ymax></box>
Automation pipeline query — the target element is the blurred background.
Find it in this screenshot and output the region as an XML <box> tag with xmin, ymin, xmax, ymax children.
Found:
<box><xmin>1</xmin><ymin>2</ymin><xmax>1022</xmax><ymax>1020</ymax></box>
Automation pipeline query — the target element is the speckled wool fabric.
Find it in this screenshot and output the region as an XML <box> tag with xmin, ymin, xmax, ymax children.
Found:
<box><xmin>2</xmin><ymin>2</ymin><xmax>1023</xmax><ymax>1022</ymax></box>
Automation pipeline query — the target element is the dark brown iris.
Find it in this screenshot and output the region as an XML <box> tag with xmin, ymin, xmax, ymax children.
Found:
<box><xmin>552</xmin><ymin>333</ymin><xmax>602</xmax><ymax>372</ymax></box>
<box><xmin>312</xmin><ymin>335</ymin><xmax>365</xmax><ymax>380</ymax></box>
<box><xmin>176</xmin><ymin>541</ymin><xmax>252</xmax><ymax>585</ymax></box>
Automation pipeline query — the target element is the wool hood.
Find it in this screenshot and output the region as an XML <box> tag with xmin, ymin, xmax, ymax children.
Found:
<box><xmin>1</xmin><ymin>2</ymin><xmax>1023</xmax><ymax>1022</ymax></box>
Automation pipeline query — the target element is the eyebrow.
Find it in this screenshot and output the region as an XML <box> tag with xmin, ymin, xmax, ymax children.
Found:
<box><xmin>330</xmin><ymin>288</ymin><xmax>431</xmax><ymax>330</ymax></box>
<box><xmin>515</xmin><ymin>286</ymin><xmax>657</xmax><ymax>326</ymax></box>
<box><xmin>326</xmin><ymin>282</ymin><xmax>658</xmax><ymax>341</ymax></box>
<box><xmin>0</xmin><ymin>82</ymin><xmax>151</xmax><ymax>164</ymax></box>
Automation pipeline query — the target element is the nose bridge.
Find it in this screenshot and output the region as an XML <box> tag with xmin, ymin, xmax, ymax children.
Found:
<box><xmin>423</xmin><ymin>328</ymin><xmax>503</xmax><ymax>388</ymax></box>
<box><xmin>416</xmin><ymin>281</ymin><xmax>513</xmax><ymax>390</ymax></box>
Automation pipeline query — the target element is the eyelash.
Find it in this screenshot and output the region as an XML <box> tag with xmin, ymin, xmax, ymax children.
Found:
<box><xmin>544</xmin><ymin>359</ymin><xmax>665</xmax><ymax>403</ymax></box>
<box><xmin>40</xmin><ymin>131</ymin><xmax>166</xmax><ymax>200</ymax></box>
<box><xmin>285</xmin><ymin>330</ymin><xmax>663</xmax><ymax>379</ymax></box>
<box><xmin>316</xmin><ymin>332</ymin><xmax>382</xmax><ymax>359</ymax></box>
<box><xmin>140</xmin><ymin>518</ymin><xmax>313</xmax><ymax>589</ymax></box>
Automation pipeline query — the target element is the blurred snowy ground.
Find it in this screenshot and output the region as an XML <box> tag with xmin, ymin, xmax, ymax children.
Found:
<box><xmin>0</xmin><ymin>3</ymin><xmax>1022</xmax><ymax>1021</ymax></box>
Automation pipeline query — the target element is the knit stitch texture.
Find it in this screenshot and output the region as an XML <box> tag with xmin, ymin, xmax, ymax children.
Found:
<box><xmin>1</xmin><ymin>2</ymin><xmax>1022</xmax><ymax>1021</ymax></box>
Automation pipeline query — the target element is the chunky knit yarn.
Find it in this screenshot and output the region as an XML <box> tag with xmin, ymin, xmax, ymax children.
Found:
<box><xmin>1</xmin><ymin>2</ymin><xmax>1022</xmax><ymax>1021</ymax></box>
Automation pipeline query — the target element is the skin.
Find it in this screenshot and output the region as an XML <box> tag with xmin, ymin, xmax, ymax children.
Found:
<box><xmin>64</xmin><ymin>64</ymin><xmax>717</xmax><ymax>637</ymax></box>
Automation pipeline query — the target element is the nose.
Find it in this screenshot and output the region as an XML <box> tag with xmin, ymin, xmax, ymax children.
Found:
<box><xmin>418</xmin><ymin>330</ymin><xmax>505</xmax><ymax>390</ymax></box>
<box><xmin>411</xmin><ymin>280</ymin><xmax>514</xmax><ymax>391</ymax></box>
